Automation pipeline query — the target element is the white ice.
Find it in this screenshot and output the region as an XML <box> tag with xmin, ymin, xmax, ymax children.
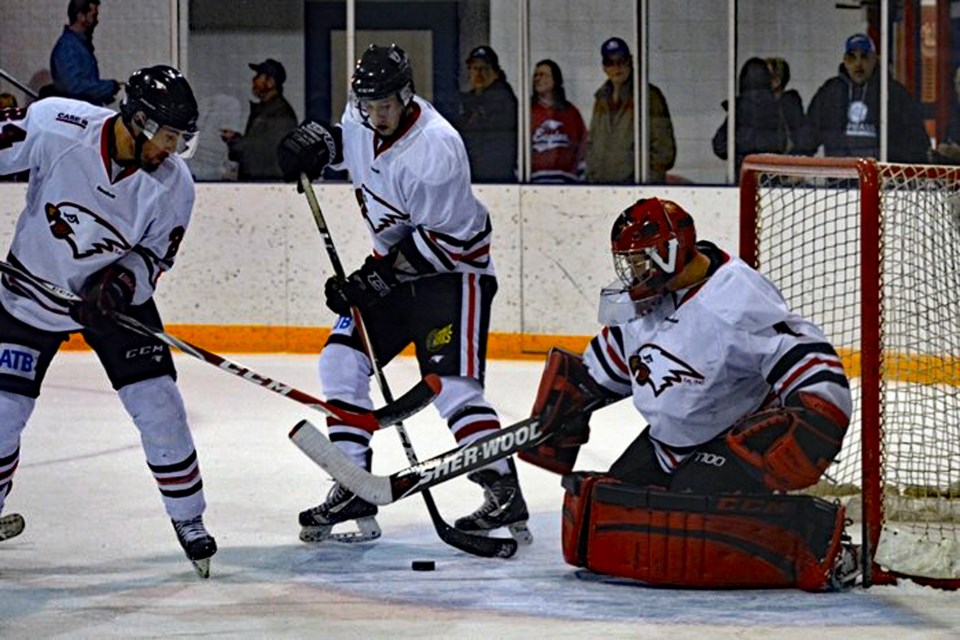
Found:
<box><xmin>1</xmin><ymin>352</ymin><xmax>959</xmax><ymax>639</ymax></box>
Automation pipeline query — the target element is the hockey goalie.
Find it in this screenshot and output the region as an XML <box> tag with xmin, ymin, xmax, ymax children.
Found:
<box><xmin>520</xmin><ymin>197</ymin><xmax>859</xmax><ymax>591</ymax></box>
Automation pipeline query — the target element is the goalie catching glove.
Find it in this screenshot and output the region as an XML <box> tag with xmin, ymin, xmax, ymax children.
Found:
<box><xmin>726</xmin><ymin>391</ymin><xmax>849</xmax><ymax>491</ymax></box>
<box><xmin>277</xmin><ymin>120</ymin><xmax>343</xmax><ymax>183</ymax></box>
<box><xmin>519</xmin><ymin>347</ymin><xmax>620</xmax><ymax>474</ymax></box>
<box><xmin>69</xmin><ymin>264</ymin><xmax>135</xmax><ymax>329</ymax></box>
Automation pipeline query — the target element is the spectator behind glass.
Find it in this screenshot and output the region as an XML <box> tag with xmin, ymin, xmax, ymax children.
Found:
<box><xmin>220</xmin><ymin>59</ymin><xmax>298</xmax><ymax>180</ymax></box>
<box><xmin>456</xmin><ymin>46</ymin><xmax>519</xmax><ymax>183</ymax></box>
<box><xmin>530</xmin><ymin>59</ymin><xmax>587</xmax><ymax>183</ymax></box>
<box><xmin>798</xmin><ymin>33</ymin><xmax>930</xmax><ymax>163</ymax></box>
<box><xmin>587</xmin><ymin>37</ymin><xmax>676</xmax><ymax>184</ymax></box>
<box><xmin>50</xmin><ymin>0</ymin><xmax>120</xmax><ymax>106</ymax></box>
<box><xmin>0</xmin><ymin>94</ymin><xmax>29</xmax><ymax>182</ymax></box>
<box><xmin>933</xmin><ymin>66</ymin><xmax>960</xmax><ymax>164</ymax></box>
<box><xmin>766</xmin><ymin>56</ymin><xmax>805</xmax><ymax>152</ymax></box>
<box><xmin>712</xmin><ymin>57</ymin><xmax>789</xmax><ymax>177</ymax></box>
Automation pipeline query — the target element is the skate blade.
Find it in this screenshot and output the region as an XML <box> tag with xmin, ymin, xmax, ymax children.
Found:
<box><xmin>0</xmin><ymin>513</ymin><xmax>25</xmax><ymax>541</ymax></box>
<box><xmin>508</xmin><ymin>521</ymin><xmax>534</xmax><ymax>546</ymax></box>
<box><xmin>190</xmin><ymin>557</ymin><xmax>211</xmax><ymax>579</ymax></box>
<box><xmin>301</xmin><ymin>516</ymin><xmax>381</xmax><ymax>544</ymax></box>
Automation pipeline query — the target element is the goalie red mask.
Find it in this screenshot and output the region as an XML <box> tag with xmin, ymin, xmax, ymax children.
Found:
<box><xmin>610</xmin><ymin>198</ymin><xmax>697</xmax><ymax>306</ymax></box>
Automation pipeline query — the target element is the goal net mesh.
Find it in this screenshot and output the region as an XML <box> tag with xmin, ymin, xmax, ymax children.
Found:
<box><xmin>742</xmin><ymin>156</ymin><xmax>960</xmax><ymax>584</ymax></box>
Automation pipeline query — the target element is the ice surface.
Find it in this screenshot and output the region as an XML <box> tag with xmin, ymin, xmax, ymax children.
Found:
<box><xmin>1</xmin><ymin>353</ymin><xmax>958</xmax><ymax>639</ymax></box>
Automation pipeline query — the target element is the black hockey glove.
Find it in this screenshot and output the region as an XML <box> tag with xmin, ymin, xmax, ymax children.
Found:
<box><xmin>324</xmin><ymin>256</ymin><xmax>399</xmax><ymax>317</ymax></box>
<box><xmin>277</xmin><ymin>120</ymin><xmax>342</xmax><ymax>183</ymax></box>
<box><xmin>69</xmin><ymin>264</ymin><xmax>136</xmax><ymax>328</ymax></box>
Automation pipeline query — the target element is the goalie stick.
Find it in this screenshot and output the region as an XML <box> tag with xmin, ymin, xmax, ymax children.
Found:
<box><xmin>0</xmin><ymin>259</ymin><xmax>439</xmax><ymax>431</ymax></box>
<box><xmin>299</xmin><ymin>176</ymin><xmax>518</xmax><ymax>559</ymax></box>
<box><xmin>290</xmin><ymin>415</ymin><xmax>544</xmax><ymax>505</ymax></box>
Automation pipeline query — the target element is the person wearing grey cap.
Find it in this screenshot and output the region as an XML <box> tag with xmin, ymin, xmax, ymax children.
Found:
<box><xmin>456</xmin><ymin>45</ymin><xmax>519</xmax><ymax>182</ymax></box>
<box><xmin>587</xmin><ymin>36</ymin><xmax>675</xmax><ymax>184</ymax></box>
<box><xmin>220</xmin><ymin>58</ymin><xmax>298</xmax><ymax>180</ymax></box>
<box><xmin>797</xmin><ymin>33</ymin><xmax>929</xmax><ymax>163</ymax></box>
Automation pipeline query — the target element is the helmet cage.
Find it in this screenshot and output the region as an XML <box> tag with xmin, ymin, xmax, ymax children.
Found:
<box><xmin>610</xmin><ymin>198</ymin><xmax>695</xmax><ymax>306</ymax></box>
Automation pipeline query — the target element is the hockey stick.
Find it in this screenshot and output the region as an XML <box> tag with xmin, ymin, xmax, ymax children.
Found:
<box><xmin>299</xmin><ymin>175</ymin><xmax>517</xmax><ymax>558</ymax></box>
<box><xmin>290</xmin><ymin>416</ymin><xmax>544</xmax><ymax>505</ymax></box>
<box><xmin>0</xmin><ymin>260</ymin><xmax>439</xmax><ymax>431</ymax></box>
<box><xmin>0</xmin><ymin>68</ymin><xmax>40</xmax><ymax>99</ymax></box>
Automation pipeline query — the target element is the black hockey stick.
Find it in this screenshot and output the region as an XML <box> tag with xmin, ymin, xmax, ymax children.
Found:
<box><xmin>0</xmin><ymin>260</ymin><xmax>439</xmax><ymax>431</ymax></box>
<box><xmin>299</xmin><ymin>175</ymin><xmax>517</xmax><ymax>558</ymax></box>
<box><xmin>290</xmin><ymin>416</ymin><xmax>544</xmax><ymax>505</ymax></box>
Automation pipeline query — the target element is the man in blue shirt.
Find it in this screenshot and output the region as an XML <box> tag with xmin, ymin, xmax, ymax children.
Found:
<box><xmin>50</xmin><ymin>0</ymin><xmax>120</xmax><ymax>106</ymax></box>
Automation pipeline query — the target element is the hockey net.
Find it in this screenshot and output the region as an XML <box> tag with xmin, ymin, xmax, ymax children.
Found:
<box><xmin>740</xmin><ymin>155</ymin><xmax>960</xmax><ymax>589</ymax></box>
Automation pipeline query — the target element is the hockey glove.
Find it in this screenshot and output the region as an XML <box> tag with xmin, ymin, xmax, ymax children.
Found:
<box><xmin>69</xmin><ymin>264</ymin><xmax>136</xmax><ymax>328</ymax></box>
<box><xmin>324</xmin><ymin>256</ymin><xmax>399</xmax><ymax>317</ymax></box>
<box><xmin>277</xmin><ymin>120</ymin><xmax>342</xmax><ymax>183</ymax></box>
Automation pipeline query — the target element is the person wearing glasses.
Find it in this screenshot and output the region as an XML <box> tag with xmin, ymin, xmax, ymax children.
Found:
<box><xmin>586</xmin><ymin>37</ymin><xmax>676</xmax><ymax>184</ymax></box>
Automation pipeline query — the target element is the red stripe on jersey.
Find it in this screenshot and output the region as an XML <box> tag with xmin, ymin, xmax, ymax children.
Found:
<box><xmin>601</xmin><ymin>327</ymin><xmax>629</xmax><ymax>375</ymax></box>
<box><xmin>455</xmin><ymin>419</ymin><xmax>500</xmax><ymax>442</ymax></box>
<box><xmin>461</xmin><ymin>244</ymin><xmax>490</xmax><ymax>261</ymax></box>
<box><xmin>466</xmin><ymin>273</ymin><xmax>477</xmax><ymax>377</ymax></box>
<box><xmin>373</xmin><ymin>102</ymin><xmax>422</xmax><ymax>157</ymax></box>
<box><xmin>776</xmin><ymin>357</ymin><xmax>844</xmax><ymax>396</ymax></box>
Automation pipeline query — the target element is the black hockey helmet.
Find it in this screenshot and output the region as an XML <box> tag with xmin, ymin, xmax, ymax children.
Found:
<box><xmin>120</xmin><ymin>65</ymin><xmax>199</xmax><ymax>156</ymax></box>
<box><xmin>351</xmin><ymin>44</ymin><xmax>414</xmax><ymax>104</ymax></box>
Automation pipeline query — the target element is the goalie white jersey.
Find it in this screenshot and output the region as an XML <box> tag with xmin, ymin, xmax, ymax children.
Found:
<box><xmin>0</xmin><ymin>98</ymin><xmax>194</xmax><ymax>332</ymax></box>
<box><xmin>583</xmin><ymin>244</ymin><xmax>851</xmax><ymax>466</ymax></box>
<box><xmin>333</xmin><ymin>96</ymin><xmax>494</xmax><ymax>276</ymax></box>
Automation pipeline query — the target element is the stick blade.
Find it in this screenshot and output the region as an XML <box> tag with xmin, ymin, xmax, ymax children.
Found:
<box><xmin>289</xmin><ymin>420</ymin><xmax>393</xmax><ymax>504</ymax></box>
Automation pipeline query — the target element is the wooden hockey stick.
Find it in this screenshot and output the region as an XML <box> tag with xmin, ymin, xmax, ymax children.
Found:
<box><xmin>0</xmin><ymin>259</ymin><xmax>439</xmax><ymax>431</ymax></box>
<box><xmin>299</xmin><ymin>175</ymin><xmax>518</xmax><ymax>558</ymax></box>
<box><xmin>290</xmin><ymin>416</ymin><xmax>544</xmax><ymax>505</ymax></box>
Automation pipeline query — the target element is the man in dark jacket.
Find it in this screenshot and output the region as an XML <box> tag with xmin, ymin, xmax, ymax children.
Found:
<box><xmin>220</xmin><ymin>59</ymin><xmax>298</xmax><ymax>180</ymax></box>
<box><xmin>798</xmin><ymin>33</ymin><xmax>930</xmax><ymax>163</ymax></box>
<box><xmin>456</xmin><ymin>46</ymin><xmax>518</xmax><ymax>183</ymax></box>
<box><xmin>49</xmin><ymin>0</ymin><xmax>120</xmax><ymax>106</ymax></box>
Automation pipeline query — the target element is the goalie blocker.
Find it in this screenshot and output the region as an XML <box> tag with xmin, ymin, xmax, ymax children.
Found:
<box><xmin>561</xmin><ymin>472</ymin><xmax>856</xmax><ymax>591</ymax></box>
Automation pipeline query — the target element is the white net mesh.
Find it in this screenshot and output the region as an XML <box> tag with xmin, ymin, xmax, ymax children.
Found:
<box><xmin>746</xmin><ymin>159</ymin><xmax>960</xmax><ymax>583</ymax></box>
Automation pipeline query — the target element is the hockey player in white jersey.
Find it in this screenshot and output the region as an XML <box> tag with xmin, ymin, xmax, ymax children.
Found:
<box><xmin>0</xmin><ymin>66</ymin><xmax>217</xmax><ymax>577</ymax></box>
<box><xmin>522</xmin><ymin>198</ymin><xmax>858</xmax><ymax>590</ymax></box>
<box><xmin>277</xmin><ymin>44</ymin><xmax>530</xmax><ymax>544</ymax></box>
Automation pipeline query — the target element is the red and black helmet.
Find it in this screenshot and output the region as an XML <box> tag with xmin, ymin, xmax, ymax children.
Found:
<box><xmin>610</xmin><ymin>197</ymin><xmax>697</xmax><ymax>303</ymax></box>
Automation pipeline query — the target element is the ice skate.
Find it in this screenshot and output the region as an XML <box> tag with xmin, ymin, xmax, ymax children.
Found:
<box><xmin>0</xmin><ymin>513</ymin><xmax>25</xmax><ymax>541</ymax></box>
<box><xmin>455</xmin><ymin>461</ymin><xmax>533</xmax><ymax>545</ymax></box>
<box><xmin>829</xmin><ymin>537</ymin><xmax>861</xmax><ymax>590</ymax></box>
<box><xmin>172</xmin><ymin>515</ymin><xmax>217</xmax><ymax>578</ymax></box>
<box><xmin>298</xmin><ymin>481</ymin><xmax>381</xmax><ymax>543</ymax></box>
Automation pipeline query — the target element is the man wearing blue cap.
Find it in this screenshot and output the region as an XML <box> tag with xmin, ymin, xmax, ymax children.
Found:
<box><xmin>456</xmin><ymin>45</ymin><xmax>519</xmax><ymax>182</ymax></box>
<box><xmin>798</xmin><ymin>33</ymin><xmax>929</xmax><ymax>163</ymax></box>
<box><xmin>586</xmin><ymin>37</ymin><xmax>675</xmax><ymax>184</ymax></box>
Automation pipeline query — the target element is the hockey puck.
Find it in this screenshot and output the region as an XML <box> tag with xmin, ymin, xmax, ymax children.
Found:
<box><xmin>411</xmin><ymin>560</ymin><xmax>436</xmax><ymax>571</ymax></box>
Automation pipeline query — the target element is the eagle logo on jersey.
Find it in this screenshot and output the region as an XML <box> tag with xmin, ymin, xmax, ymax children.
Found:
<box><xmin>629</xmin><ymin>344</ymin><xmax>704</xmax><ymax>397</ymax></box>
<box><xmin>45</xmin><ymin>201</ymin><xmax>131</xmax><ymax>259</ymax></box>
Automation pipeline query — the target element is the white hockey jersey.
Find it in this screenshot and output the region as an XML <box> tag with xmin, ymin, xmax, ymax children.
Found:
<box><xmin>0</xmin><ymin>98</ymin><xmax>194</xmax><ymax>332</ymax></box>
<box><xmin>332</xmin><ymin>96</ymin><xmax>494</xmax><ymax>276</ymax></box>
<box><xmin>583</xmin><ymin>244</ymin><xmax>851</xmax><ymax>472</ymax></box>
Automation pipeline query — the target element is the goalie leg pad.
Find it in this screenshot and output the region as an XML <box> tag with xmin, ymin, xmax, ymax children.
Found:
<box><xmin>561</xmin><ymin>477</ymin><xmax>848</xmax><ymax>591</ymax></box>
<box><xmin>726</xmin><ymin>392</ymin><xmax>849</xmax><ymax>492</ymax></box>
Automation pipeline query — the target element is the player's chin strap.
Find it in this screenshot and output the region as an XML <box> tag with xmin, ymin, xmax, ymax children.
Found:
<box><xmin>298</xmin><ymin>175</ymin><xmax>519</xmax><ymax>559</ymax></box>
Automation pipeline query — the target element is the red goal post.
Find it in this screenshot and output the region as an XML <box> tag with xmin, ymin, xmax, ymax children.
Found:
<box><xmin>739</xmin><ymin>154</ymin><xmax>960</xmax><ymax>589</ymax></box>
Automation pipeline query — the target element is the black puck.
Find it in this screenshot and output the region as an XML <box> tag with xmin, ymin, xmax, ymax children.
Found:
<box><xmin>411</xmin><ymin>560</ymin><xmax>436</xmax><ymax>571</ymax></box>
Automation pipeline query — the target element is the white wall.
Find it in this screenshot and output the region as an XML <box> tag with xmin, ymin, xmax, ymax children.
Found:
<box><xmin>0</xmin><ymin>182</ymin><xmax>740</xmax><ymax>339</ymax></box>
